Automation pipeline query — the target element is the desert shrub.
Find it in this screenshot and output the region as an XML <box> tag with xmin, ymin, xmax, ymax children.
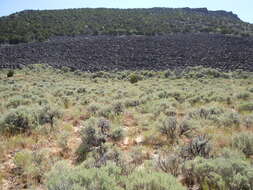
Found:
<box><xmin>130</xmin><ymin>146</ymin><xmax>146</xmax><ymax>165</ymax></box>
<box><xmin>164</xmin><ymin>107</ymin><xmax>177</xmax><ymax>117</ymax></box>
<box><xmin>0</xmin><ymin>106</ymin><xmax>37</xmax><ymax>134</ymax></box>
<box><xmin>14</xmin><ymin>150</ymin><xmax>33</xmax><ymax>171</ymax></box>
<box><xmin>188</xmin><ymin>106</ymin><xmax>223</xmax><ymax>120</ymax></box>
<box><xmin>167</xmin><ymin>91</ymin><xmax>185</xmax><ymax>103</ymax></box>
<box><xmin>150</xmin><ymin>100</ymin><xmax>173</xmax><ymax>116</ymax></box>
<box><xmin>219</xmin><ymin>148</ymin><xmax>246</xmax><ymax>160</ymax></box>
<box><xmin>140</xmin><ymin>70</ymin><xmax>155</xmax><ymax>78</ymax></box>
<box><xmin>183</xmin><ymin>66</ymin><xmax>228</xmax><ymax>79</ymax></box>
<box><xmin>14</xmin><ymin>149</ymin><xmax>51</xmax><ymax>184</ymax></box>
<box><xmin>243</xmin><ymin>115</ymin><xmax>253</xmax><ymax>128</ymax></box>
<box><xmin>87</xmin><ymin>103</ymin><xmax>101</xmax><ymax>115</ymax></box>
<box><xmin>97</xmin><ymin>118</ymin><xmax>110</xmax><ymax>132</ymax></box>
<box><xmin>6</xmin><ymin>96</ymin><xmax>31</xmax><ymax>108</ymax></box>
<box><xmin>7</xmin><ymin>70</ymin><xmax>14</xmax><ymax>77</ymax></box>
<box><xmin>46</xmin><ymin>161</ymin><xmax>123</xmax><ymax>190</ymax></box>
<box><xmin>232</xmin><ymin>70</ymin><xmax>251</xmax><ymax>79</ymax></box>
<box><xmin>232</xmin><ymin>132</ymin><xmax>253</xmax><ymax>157</ymax></box>
<box><xmin>218</xmin><ymin>112</ymin><xmax>241</xmax><ymax>128</ymax></box>
<box><xmin>158</xmin><ymin>116</ymin><xmax>178</xmax><ymax>143</ymax></box>
<box><xmin>188</xmin><ymin>95</ymin><xmax>203</xmax><ymax>105</ymax></box>
<box><xmin>158</xmin><ymin>91</ymin><xmax>170</xmax><ymax>99</ymax></box>
<box><xmin>62</xmin><ymin>96</ymin><xmax>71</xmax><ymax>108</ymax></box>
<box><xmin>76</xmin><ymin>126</ymin><xmax>98</xmax><ymax>162</ymax></box>
<box><xmin>124</xmin><ymin>98</ymin><xmax>140</xmax><ymax>107</ymax></box>
<box><xmin>236</xmin><ymin>92</ymin><xmax>250</xmax><ymax>100</ymax></box>
<box><xmin>156</xmin><ymin>153</ymin><xmax>182</xmax><ymax>176</ymax></box>
<box><xmin>129</xmin><ymin>73</ymin><xmax>139</xmax><ymax>84</ymax></box>
<box><xmin>76</xmin><ymin>88</ymin><xmax>86</xmax><ymax>94</ymax></box>
<box><xmin>37</xmin><ymin>105</ymin><xmax>62</xmax><ymax>127</ymax></box>
<box><xmin>98</xmin><ymin>106</ymin><xmax>113</xmax><ymax>118</ymax></box>
<box><xmin>248</xmin><ymin>88</ymin><xmax>253</xmax><ymax>93</ymax></box>
<box><xmin>113</xmin><ymin>101</ymin><xmax>124</xmax><ymax>115</ymax></box>
<box><xmin>125</xmin><ymin>169</ymin><xmax>186</xmax><ymax>190</ymax></box>
<box><xmin>164</xmin><ymin>69</ymin><xmax>174</xmax><ymax>78</ymax></box>
<box><xmin>184</xmin><ymin>156</ymin><xmax>253</xmax><ymax>190</ymax></box>
<box><xmin>178</xmin><ymin>119</ymin><xmax>194</xmax><ymax>136</ymax></box>
<box><xmin>76</xmin><ymin>118</ymin><xmax>112</xmax><ymax>162</ymax></box>
<box><xmin>238</xmin><ymin>102</ymin><xmax>253</xmax><ymax>112</ymax></box>
<box><xmin>111</xmin><ymin>128</ymin><xmax>124</xmax><ymax>141</ymax></box>
<box><xmin>57</xmin><ymin>131</ymin><xmax>71</xmax><ymax>151</ymax></box>
<box><xmin>180</xmin><ymin>135</ymin><xmax>212</xmax><ymax>159</ymax></box>
<box><xmin>80</xmin><ymin>97</ymin><xmax>90</xmax><ymax>105</ymax></box>
<box><xmin>84</xmin><ymin>143</ymin><xmax>125</xmax><ymax>168</ymax></box>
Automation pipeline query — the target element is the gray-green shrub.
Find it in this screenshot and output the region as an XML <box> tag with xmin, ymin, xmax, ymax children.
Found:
<box><xmin>111</xmin><ymin>128</ymin><xmax>124</xmax><ymax>141</ymax></box>
<box><xmin>232</xmin><ymin>132</ymin><xmax>253</xmax><ymax>157</ymax></box>
<box><xmin>125</xmin><ymin>169</ymin><xmax>186</xmax><ymax>190</ymax></box>
<box><xmin>0</xmin><ymin>105</ymin><xmax>62</xmax><ymax>134</ymax></box>
<box><xmin>238</xmin><ymin>102</ymin><xmax>253</xmax><ymax>112</ymax></box>
<box><xmin>180</xmin><ymin>135</ymin><xmax>212</xmax><ymax>159</ymax></box>
<box><xmin>184</xmin><ymin>156</ymin><xmax>253</xmax><ymax>190</ymax></box>
<box><xmin>0</xmin><ymin>106</ymin><xmax>37</xmax><ymax>134</ymax></box>
<box><xmin>46</xmin><ymin>161</ymin><xmax>123</xmax><ymax>190</ymax></box>
<box><xmin>7</xmin><ymin>70</ymin><xmax>14</xmax><ymax>78</ymax></box>
<box><xmin>158</xmin><ymin>116</ymin><xmax>178</xmax><ymax>143</ymax></box>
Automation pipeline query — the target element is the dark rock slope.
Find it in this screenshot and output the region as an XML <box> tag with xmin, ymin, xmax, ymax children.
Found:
<box><xmin>0</xmin><ymin>34</ymin><xmax>253</xmax><ymax>71</ymax></box>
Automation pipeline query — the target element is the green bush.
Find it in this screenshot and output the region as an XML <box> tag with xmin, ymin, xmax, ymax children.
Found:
<box><xmin>98</xmin><ymin>106</ymin><xmax>113</xmax><ymax>118</ymax></box>
<box><xmin>84</xmin><ymin>143</ymin><xmax>125</xmax><ymax>168</ymax></box>
<box><xmin>46</xmin><ymin>161</ymin><xmax>123</xmax><ymax>190</ymax></box>
<box><xmin>156</xmin><ymin>153</ymin><xmax>182</xmax><ymax>176</ymax></box>
<box><xmin>232</xmin><ymin>132</ymin><xmax>253</xmax><ymax>157</ymax></box>
<box><xmin>180</xmin><ymin>135</ymin><xmax>212</xmax><ymax>159</ymax></box>
<box><xmin>0</xmin><ymin>105</ymin><xmax>61</xmax><ymax>134</ymax></box>
<box><xmin>236</xmin><ymin>92</ymin><xmax>250</xmax><ymax>100</ymax></box>
<box><xmin>14</xmin><ymin>149</ymin><xmax>51</xmax><ymax>184</ymax></box>
<box><xmin>125</xmin><ymin>169</ymin><xmax>186</xmax><ymax>190</ymax></box>
<box><xmin>7</xmin><ymin>70</ymin><xmax>14</xmax><ymax>78</ymax></box>
<box><xmin>129</xmin><ymin>74</ymin><xmax>139</xmax><ymax>84</ymax></box>
<box><xmin>6</xmin><ymin>96</ymin><xmax>31</xmax><ymax>108</ymax></box>
<box><xmin>188</xmin><ymin>106</ymin><xmax>223</xmax><ymax>120</ymax></box>
<box><xmin>248</xmin><ymin>88</ymin><xmax>253</xmax><ymax>93</ymax></box>
<box><xmin>37</xmin><ymin>105</ymin><xmax>62</xmax><ymax>127</ymax></box>
<box><xmin>76</xmin><ymin>118</ymin><xmax>109</xmax><ymax>162</ymax></box>
<box><xmin>178</xmin><ymin>119</ymin><xmax>193</xmax><ymax>136</ymax></box>
<box><xmin>164</xmin><ymin>69</ymin><xmax>174</xmax><ymax>78</ymax></box>
<box><xmin>113</xmin><ymin>101</ymin><xmax>124</xmax><ymax>115</ymax></box>
<box><xmin>76</xmin><ymin>87</ymin><xmax>86</xmax><ymax>94</ymax></box>
<box><xmin>158</xmin><ymin>116</ymin><xmax>178</xmax><ymax>143</ymax></box>
<box><xmin>111</xmin><ymin>128</ymin><xmax>124</xmax><ymax>141</ymax></box>
<box><xmin>0</xmin><ymin>106</ymin><xmax>37</xmax><ymax>134</ymax></box>
<box><xmin>97</xmin><ymin>118</ymin><xmax>110</xmax><ymax>134</ymax></box>
<box><xmin>87</xmin><ymin>103</ymin><xmax>101</xmax><ymax>115</ymax></box>
<box><xmin>238</xmin><ymin>102</ymin><xmax>253</xmax><ymax>112</ymax></box>
<box><xmin>124</xmin><ymin>99</ymin><xmax>141</xmax><ymax>107</ymax></box>
<box><xmin>184</xmin><ymin>156</ymin><xmax>253</xmax><ymax>190</ymax></box>
<box><xmin>243</xmin><ymin>115</ymin><xmax>253</xmax><ymax>128</ymax></box>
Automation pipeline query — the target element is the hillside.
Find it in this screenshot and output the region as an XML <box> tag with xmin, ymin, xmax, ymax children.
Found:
<box><xmin>1</xmin><ymin>34</ymin><xmax>253</xmax><ymax>71</ymax></box>
<box><xmin>0</xmin><ymin>65</ymin><xmax>253</xmax><ymax>189</ymax></box>
<box><xmin>0</xmin><ymin>7</ymin><xmax>253</xmax><ymax>44</ymax></box>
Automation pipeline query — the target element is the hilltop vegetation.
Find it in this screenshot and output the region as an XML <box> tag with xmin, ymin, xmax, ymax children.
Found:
<box><xmin>0</xmin><ymin>65</ymin><xmax>253</xmax><ymax>189</ymax></box>
<box><xmin>0</xmin><ymin>7</ymin><xmax>253</xmax><ymax>44</ymax></box>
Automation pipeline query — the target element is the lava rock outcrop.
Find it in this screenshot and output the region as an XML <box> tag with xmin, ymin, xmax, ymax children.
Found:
<box><xmin>0</xmin><ymin>34</ymin><xmax>253</xmax><ymax>71</ymax></box>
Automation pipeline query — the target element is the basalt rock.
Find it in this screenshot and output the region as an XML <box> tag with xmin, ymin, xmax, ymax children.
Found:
<box><xmin>0</xmin><ymin>34</ymin><xmax>253</xmax><ymax>72</ymax></box>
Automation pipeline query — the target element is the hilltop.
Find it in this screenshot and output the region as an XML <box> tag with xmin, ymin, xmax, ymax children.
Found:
<box><xmin>0</xmin><ymin>7</ymin><xmax>253</xmax><ymax>44</ymax></box>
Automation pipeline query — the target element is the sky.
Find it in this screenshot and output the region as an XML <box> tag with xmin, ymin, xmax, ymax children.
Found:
<box><xmin>0</xmin><ymin>0</ymin><xmax>252</xmax><ymax>23</ymax></box>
